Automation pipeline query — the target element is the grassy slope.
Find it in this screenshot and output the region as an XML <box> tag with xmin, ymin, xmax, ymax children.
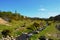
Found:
<box><xmin>30</xmin><ymin>22</ymin><xmax>60</xmax><ymax>40</ymax></box>
<box><xmin>0</xmin><ymin>20</ymin><xmax>60</xmax><ymax>40</ymax></box>
<box><xmin>38</xmin><ymin>23</ymin><xmax>60</xmax><ymax>40</ymax></box>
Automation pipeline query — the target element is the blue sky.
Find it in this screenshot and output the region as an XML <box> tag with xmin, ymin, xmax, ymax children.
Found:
<box><xmin>0</xmin><ymin>0</ymin><xmax>60</xmax><ymax>18</ymax></box>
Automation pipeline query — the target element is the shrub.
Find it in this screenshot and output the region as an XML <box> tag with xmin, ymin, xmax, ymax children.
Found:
<box><xmin>33</xmin><ymin>22</ymin><xmax>39</xmax><ymax>28</ymax></box>
<box><xmin>39</xmin><ymin>36</ymin><xmax>46</xmax><ymax>40</ymax></box>
<box><xmin>1</xmin><ymin>30</ymin><xmax>11</xmax><ymax>38</ymax></box>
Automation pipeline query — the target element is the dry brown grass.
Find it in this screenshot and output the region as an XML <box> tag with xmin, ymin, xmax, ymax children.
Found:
<box><xmin>0</xmin><ymin>18</ymin><xmax>11</xmax><ymax>26</ymax></box>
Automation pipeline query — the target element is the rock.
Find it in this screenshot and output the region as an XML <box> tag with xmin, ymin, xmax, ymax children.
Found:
<box><xmin>16</xmin><ymin>34</ymin><xmax>29</xmax><ymax>40</ymax></box>
<box><xmin>56</xmin><ymin>24</ymin><xmax>60</xmax><ymax>31</ymax></box>
<box><xmin>32</xmin><ymin>31</ymin><xmax>39</xmax><ymax>34</ymax></box>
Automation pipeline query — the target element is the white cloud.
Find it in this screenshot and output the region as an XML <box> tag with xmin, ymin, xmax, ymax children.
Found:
<box><xmin>38</xmin><ymin>8</ymin><xmax>46</xmax><ymax>11</ymax></box>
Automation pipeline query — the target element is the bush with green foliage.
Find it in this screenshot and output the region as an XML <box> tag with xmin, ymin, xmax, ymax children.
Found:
<box><xmin>1</xmin><ymin>30</ymin><xmax>11</xmax><ymax>38</ymax></box>
<box><xmin>39</xmin><ymin>36</ymin><xmax>46</xmax><ymax>40</ymax></box>
<box><xmin>33</xmin><ymin>22</ymin><xmax>39</xmax><ymax>28</ymax></box>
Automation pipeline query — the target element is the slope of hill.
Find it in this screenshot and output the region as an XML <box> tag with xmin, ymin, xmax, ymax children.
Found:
<box><xmin>0</xmin><ymin>18</ymin><xmax>10</xmax><ymax>26</ymax></box>
<box><xmin>49</xmin><ymin>14</ymin><xmax>60</xmax><ymax>21</ymax></box>
<box><xmin>38</xmin><ymin>23</ymin><xmax>60</xmax><ymax>40</ymax></box>
<box><xmin>0</xmin><ymin>11</ymin><xmax>60</xmax><ymax>40</ymax></box>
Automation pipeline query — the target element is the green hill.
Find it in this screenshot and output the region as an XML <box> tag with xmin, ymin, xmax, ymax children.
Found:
<box><xmin>0</xmin><ymin>11</ymin><xmax>60</xmax><ymax>40</ymax></box>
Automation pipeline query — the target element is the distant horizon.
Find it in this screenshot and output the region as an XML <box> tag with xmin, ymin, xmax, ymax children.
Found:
<box><xmin>0</xmin><ymin>10</ymin><xmax>60</xmax><ymax>18</ymax></box>
<box><xmin>0</xmin><ymin>0</ymin><xmax>60</xmax><ymax>18</ymax></box>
